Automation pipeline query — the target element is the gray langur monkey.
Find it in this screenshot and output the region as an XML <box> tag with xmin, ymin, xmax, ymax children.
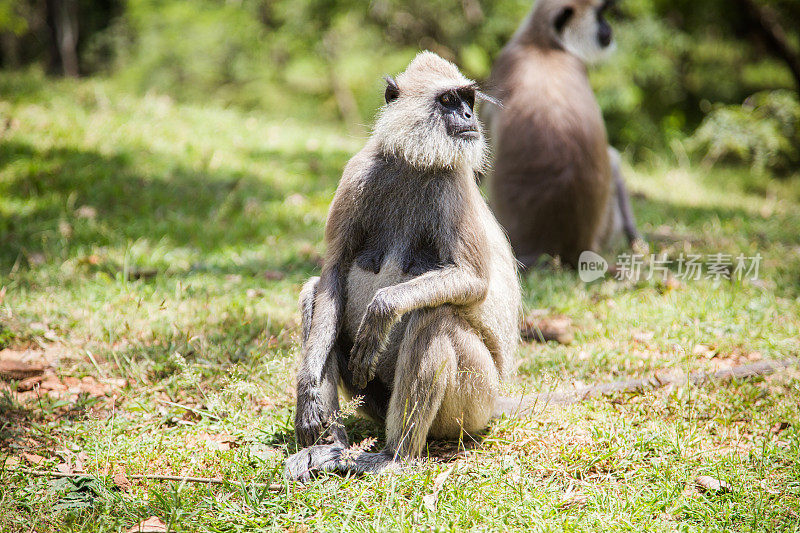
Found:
<box><xmin>486</xmin><ymin>0</ymin><xmax>643</xmax><ymax>269</ymax></box>
<box><xmin>285</xmin><ymin>51</ymin><xmax>521</xmax><ymax>481</ymax></box>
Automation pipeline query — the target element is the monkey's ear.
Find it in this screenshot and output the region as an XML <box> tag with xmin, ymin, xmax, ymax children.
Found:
<box><xmin>554</xmin><ymin>7</ymin><xmax>574</xmax><ymax>33</ymax></box>
<box><xmin>384</xmin><ymin>76</ymin><xmax>400</xmax><ymax>104</ymax></box>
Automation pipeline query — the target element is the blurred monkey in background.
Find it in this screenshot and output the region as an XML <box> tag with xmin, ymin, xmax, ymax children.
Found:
<box><xmin>486</xmin><ymin>0</ymin><xmax>642</xmax><ymax>269</ymax></box>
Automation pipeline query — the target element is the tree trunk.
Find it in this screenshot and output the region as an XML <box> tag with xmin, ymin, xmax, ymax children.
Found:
<box><xmin>46</xmin><ymin>0</ymin><xmax>80</xmax><ymax>77</ymax></box>
<box><xmin>739</xmin><ymin>0</ymin><xmax>800</xmax><ymax>94</ymax></box>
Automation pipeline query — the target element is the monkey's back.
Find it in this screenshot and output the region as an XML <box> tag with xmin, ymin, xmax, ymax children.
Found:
<box><xmin>488</xmin><ymin>45</ymin><xmax>612</xmax><ymax>267</ymax></box>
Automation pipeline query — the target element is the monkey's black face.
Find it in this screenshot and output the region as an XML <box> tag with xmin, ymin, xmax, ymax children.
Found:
<box><xmin>437</xmin><ymin>87</ymin><xmax>479</xmax><ymax>140</ymax></box>
<box><xmin>597</xmin><ymin>0</ymin><xmax>614</xmax><ymax>47</ymax></box>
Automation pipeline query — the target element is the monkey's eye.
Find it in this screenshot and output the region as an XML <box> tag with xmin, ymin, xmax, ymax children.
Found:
<box><xmin>457</xmin><ymin>88</ymin><xmax>475</xmax><ymax>110</ymax></box>
<box><xmin>438</xmin><ymin>92</ymin><xmax>457</xmax><ymax>107</ymax></box>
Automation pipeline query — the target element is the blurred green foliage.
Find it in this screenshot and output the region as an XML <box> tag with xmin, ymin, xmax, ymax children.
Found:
<box><xmin>1</xmin><ymin>0</ymin><xmax>798</xmax><ymax>169</ymax></box>
<box><xmin>689</xmin><ymin>90</ymin><xmax>800</xmax><ymax>175</ymax></box>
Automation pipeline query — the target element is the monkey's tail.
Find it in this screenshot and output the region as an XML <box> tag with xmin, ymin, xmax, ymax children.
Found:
<box><xmin>492</xmin><ymin>359</ymin><xmax>797</xmax><ymax>420</ymax></box>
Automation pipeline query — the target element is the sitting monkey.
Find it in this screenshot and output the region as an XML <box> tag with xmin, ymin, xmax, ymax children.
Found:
<box><xmin>486</xmin><ymin>0</ymin><xmax>642</xmax><ymax>268</ymax></box>
<box><xmin>285</xmin><ymin>52</ymin><xmax>521</xmax><ymax>480</ymax></box>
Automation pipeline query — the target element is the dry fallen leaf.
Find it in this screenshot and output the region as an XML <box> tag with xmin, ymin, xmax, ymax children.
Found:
<box><xmin>246</xmin><ymin>288</ymin><xmax>266</xmax><ymax>298</ymax></box>
<box><xmin>74</xmin><ymin>451</ymin><xmax>89</xmax><ymax>473</ymax></box>
<box><xmin>422</xmin><ymin>465</ymin><xmax>455</xmax><ymax>511</ymax></box>
<box><xmin>747</xmin><ymin>351</ymin><xmax>763</xmax><ymax>361</ymax></box>
<box><xmin>113</xmin><ymin>472</ymin><xmax>132</xmax><ymax>492</ymax></box>
<box><xmin>771</xmin><ymin>422</ymin><xmax>790</xmax><ymax>435</ymax></box>
<box><xmin>17</xmin><ymin>374</ymin><xmax>46</xmax><ymax>391</ymax></box>
<box><xmin>692</xmin><ymin>344</ymin><xmax>717</xmax><ymax>358</ymax></box>
<box><xmin>0</xmin><ymin>359</ymin><xmax>47</xmax><ymax>381</ymax></box>
<box><xmin>695</xmin><ymin>475</ymin><xmax>731</xmax><ymax>493</ymax></box>
<box><xmin>202</xmin><ymin>433</ymin><xmax>238</xmax><ymax>451</ymax></box>
<box><xmin>521</xmin><ymin>316</ymin><xmax>573</xmax><ymax>345</ymax></box>
<box><xmin>127</xmin><ymin>516</ymin><xmax>168</xmax><ymax>533</ymax></box>
<box><xmin>263</xmin><ymin>270</ymin><xmax>285</xmax><ymax>281</ymax></box>
<box><xmin>558</xmin><ymin>486</ymin><xmax>588</xmax><ymax>509</ymax></box>
<box><xmin>54</xmin><ymin>449</ymin><xmax>88</xmax><ymax>474</ymax></box>
<box><xmin>22</xmin><ymin>452</ymin><xmax>46</xmax><ymax>466</ymax></box>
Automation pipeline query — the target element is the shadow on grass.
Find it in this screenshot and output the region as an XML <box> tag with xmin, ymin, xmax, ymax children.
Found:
<box><xmin>632</xmin><ymin>191</ymin><xmax>800</xmax><ymax>249</ymax></box>
<box><xmin>0</xmin><ymin>388</ymin><xmax>103</xmax><ymax>451</ymax></box>
<box><xmin>268</xmin><ymin>415</ymin><xmax>479</xmax><ymax>466</ymax></box>
<box><xmin>4</xmin><ymin>134</ymin><xmax>797</xmax><ymax>280</ymax></box>
<box><xmin>0</xmin><ymin>140</ymin><xmax>347</xmax><ymax>275</ymax></box>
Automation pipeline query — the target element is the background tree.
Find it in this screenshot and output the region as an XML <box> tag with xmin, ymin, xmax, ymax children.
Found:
<box><xmin>0</xmin><ymin>0</ymin><xmax>796</xmax><ymax>171</ymax></box>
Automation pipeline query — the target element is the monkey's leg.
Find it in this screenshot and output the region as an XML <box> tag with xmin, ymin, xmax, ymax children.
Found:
<box><xmin>286</xmin><ymin>277</ymin><xmax>350</xmax><ymax>482</ymax></box>
<box><xmin>429</xmin><ymin>317</ymin><xmax>499</xmax><ymax>439</ymax></box>
<box><xmin>385</xmin><ymin>308</ymin><xmax>458</xmax><ymax>457</ymax></box>
<box><xmin>607</xmin><ymin>146</ymin><xmax>642</xmax><ymax>246</ymax></box>
<box><xmin>301</xmin><ymin>308</ymin><xmax>463</xmax><ymax>478</ymax></box>
<box><xmin>293</xmin><ymin>277</ymin><xmax>347</xmax><ymax>449</ymax></box>
<box><xmin>287</xmin><ymin>309</ymin><xmax>497</xmax><ymax>480</ymax></box>
<box><xmin>345</xmin><ymin>308</ymin><xmax>496</xmax><ymax>472</ymax></box>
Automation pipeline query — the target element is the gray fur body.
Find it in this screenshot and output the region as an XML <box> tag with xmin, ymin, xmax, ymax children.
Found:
<box><xmin>286</xmin><ymin>52</ymin><xmax>520</xmax><ymax>481</ymax></box>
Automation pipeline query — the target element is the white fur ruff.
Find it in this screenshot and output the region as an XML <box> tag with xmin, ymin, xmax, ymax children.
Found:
<box><xmin>373</xmin><ymin>99</ymin><xmax>487</xmax><ymax>173</ymax></box>
<box><xmin>562</xmin><ymin>10</ymin><xmax>616</xmax><ymax>65</ymax></box>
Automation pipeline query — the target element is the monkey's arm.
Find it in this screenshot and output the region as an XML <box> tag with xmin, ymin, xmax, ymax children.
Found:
<box><xmin>301</xmin><ymin>264</ymin><xmax>345</xmax><ymax>384</ymax></box>
<box><xmin>293</xmin><ymin>261</ymin><xmax>350</xmax><ymax>449</ymax></box>
<box><xmin>349</xmin><ymin>265</ymin><xmax>487</xmax><ymax>388</ymax></box>
<box><xmin>294</xmin><ymin>177</ymin><xmax>361</xmax><ymax>447</ymax></box>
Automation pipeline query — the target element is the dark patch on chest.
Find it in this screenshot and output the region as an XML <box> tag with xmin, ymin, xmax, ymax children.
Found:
<box><xmin>401</xmin><ymin>237</ymin><xmax>447</xmax><ymax>276</ymax></box>
<box><xmin>354</xmin><ymin>245</ymin><xmax>385</xmax><ymax>274</ymax></box>
<box><xmin>351</xmin><ymin>164</ymin><xmax>456</xmax><ymax>276</ymax></box>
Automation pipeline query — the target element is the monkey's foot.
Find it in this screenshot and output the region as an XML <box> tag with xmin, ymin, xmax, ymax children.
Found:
<box><xmin>284</xmin><ymin>445</ymin><xmax>399</xmax><ymax>482</ymax></box>
<box><xmin>285</xmin><ymin>444</ymin><xmax>344</xmax><ymax>482</ymax></box>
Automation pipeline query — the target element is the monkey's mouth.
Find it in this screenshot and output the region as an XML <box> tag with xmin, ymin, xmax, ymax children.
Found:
<box><xmin>452</xmin><ymin>126</ymin><xmax>480</xmax><ymax>140</ymax></box>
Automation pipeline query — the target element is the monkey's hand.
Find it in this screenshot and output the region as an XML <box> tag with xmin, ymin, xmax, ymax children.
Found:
<box><xmin>295</xmin><ymin>406</ymin><xmax>348</xmax><ymax>449</ymax></box>
<box><xmin>349</xmin><ymin>289</ymin><xmax>399</xmax><ymax>389</ymax></box>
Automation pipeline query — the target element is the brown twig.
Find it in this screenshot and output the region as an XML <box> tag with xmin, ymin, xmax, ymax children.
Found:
<box><xmin>494</xmin><ymin>359</ymin><xmax>799</xmax><ymax>418</ymax></box>
<box><xmin>16</xmin><ymin>468</ymin><xmax>286</xmax><ymax>491</ymax></box>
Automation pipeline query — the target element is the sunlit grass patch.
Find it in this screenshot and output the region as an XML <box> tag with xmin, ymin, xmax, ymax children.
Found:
<box><xmin>1</xmin><ymin>73</ymin><xmax>799</xmax><ymax>532</ymax></box>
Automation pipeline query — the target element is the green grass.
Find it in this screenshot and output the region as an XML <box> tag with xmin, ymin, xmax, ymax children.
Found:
<box><xmin>1</xmin><ymin>72</ymin><xmax>799</xmax><ymax>532</ymax></box>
